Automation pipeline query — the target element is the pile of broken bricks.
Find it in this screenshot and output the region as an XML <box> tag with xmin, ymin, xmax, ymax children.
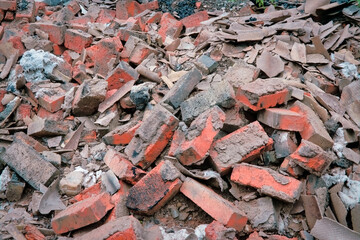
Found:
<box><xmin>1</xmin><ymin>0</ymin><xmax>360</xmax><ymax>239</ymax></box>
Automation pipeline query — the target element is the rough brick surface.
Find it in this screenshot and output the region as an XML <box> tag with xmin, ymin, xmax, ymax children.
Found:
<box><xmin>158</xmin><ymin>13</ymin><xmax>183</xmax><ymax>42</ymax></box>
<box><xmin>181</xmin><ymin>11</ymin><xmax>209</xmax><ymax>28</ymax></box>
<box><xmin>29</xmin><ymin>22</ymin><xmax>66</xmax><ymax>45</ymax></box>
<box><xmin>125</xmin><ymin>105</ymin><xmax>179</xmax><ymax>169</ymax></box>
<box><xmin>169</xmin><ymin>106</ymin><xmax>225</xmax><ymax>165</ymax></box>
<box><xmin>224</xmin><ymin>60</ymin><xmax>260</xmax><ymax>89</ymax></box>
<box><xmin>210</xmin><ymin>121</ymin><xmax>273</xmax><ymax>175</ymax></box>
<box><xmin>126</xmin><ymin>160</ymin><xmax>182</xmax><ymax>215</ymax></box>
<box><xmin>205</xmin><ymin>220</ymin><xmax>237</xmax><ymax>240</ymax></box>
<box><xmin>257</xmin><ymin>108</ymin><xmax>306</xmax><ymax>131</ymax></box>
<box><xmin>286</xmin><ymin>139</ymin><xmax>335</xmax><ymax>176</ymax></box>
<box><xmin>271</xmin><ymin>131</ymin><xmax>298</xmax><ymax>159</ymax></box>
<box><xmin>0</xmin><ymin>0</ymin><xmax>17</xmax><ymax>11</ymax></box>
<box><xmin>180</xmin><ymin>178</ymin><xmax>247</xmax><ymax>231</ymax></box>
<box><xmin>51</xmin><ymin>192</ymin><xmax>114</xmax><ymax>234</ymax></box>
<box><xmin>64</xmin><ymin>29</ymin><xmax>93</xmax><ymax>53</ymax></box>
<box><xmin>103</xmin><ymin>121</ymin><xmax>141</xmax><ymax>145</ymax></box>
<box><xmin>28</xmin><ymin>118</ymin><xmax>69</xmax><ymax>137</ymax></box>
<box><xmin>231</xmin><ymin>163</ymin><xmax>302</xmax><ymax>203</ymax></box>
<box><xmin>105</xmin><ymin>61</ymin><xmax>139</xmax><ymax>90</ymax></box>
<box><xmin>14</xmin><ymin>132</ymin><xmax>49</xmax><ymax>152</ymax></box>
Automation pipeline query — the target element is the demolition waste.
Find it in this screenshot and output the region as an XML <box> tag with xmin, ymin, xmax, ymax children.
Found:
<box><xmin>0</xmin><ymin>0</ymin><xmax>360</xmax><ymax>239</ymax></box>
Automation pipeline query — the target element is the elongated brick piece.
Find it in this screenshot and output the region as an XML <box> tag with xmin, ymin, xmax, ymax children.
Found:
<box><xmin>231</xmin><ymin>163</ymin><xmax>302</xmax><ymax>203</ymax></box>
<box><xmin>257</xmin><ymin>108</ymin><xmax>306</xmax><ymax>131</ymax></box>
<box><xmin>103</xmin><ymin>121</ymin><xmax>141</xmax><ymax>145</ymax></box>
<box><xmin>180</xmin><ymin>177</ymin><xmax>248</xmax><ymax>231</ymax></box>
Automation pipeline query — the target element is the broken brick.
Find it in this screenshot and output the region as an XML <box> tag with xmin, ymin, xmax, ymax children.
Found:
<box><xmin>105</xmin><ymin>61</ymin><xmax>139</xmax><ymax>90</ymax></box>
<box><xmin>5</xmin><ymin>174</ymin><xmax>26</xmax><ymax>201</ymax></box>
<box><xmin>257</xmin><ymin>108</ymin><xmax>306</xmax><ymax>131</ymax></box>
<box><xmin>24</xmin><ymin>224</ymin><xmax>46</xmax><ymax>240</ymax></box>
<box><xmin>125</xmin><ymin>104</ymin><xmax>179</xmax><ymax>169</ymax></box>
<box><xmin>126</xmin><ymin>160</ymin><xmax>182</xmax><ymax>215</ymax></box>
<box><xmin>223</xmin><ymin>104</ymin><xmax>249</xmax><ymax>132</ymax></box>
<box><xmin>103</xmin><ymin>121</ymin><xmax>141</xmax><ymax>145</ymax></box>
<box><xmin>15</xmin><ymin>103</ymin><xmax>32</xmax><ymax>122</ymax></box>
<box><xmin>14</xmin><ymin>131</ymin><xmax>49</xmax><ymax>152</ymax></box>
<box><xmin>15</xmin><ymin>0</ymin><xmax>36</xmax><ymax>22</ymax></box>
<box><xmin>180</xmin><ymin>177</ymin><xmax>247</xmax><ymax>231</ymax></box>
<box><xmin>29</xmin><ymin>22</ymin><xmax>66</xmax><ymax>45</ymax></box>
<box><xmin>106</xmin><ymin>181</ymin><xmax>131</xmax><ymax>221</ymax></box>
<box><xmin>37</xmin><ymin>108</ymin><xmax>64</xmax><ymax>121</ymax></box>
<box><xmin>231</xmin><ymin>163</ymin><xmax>302</xmax><ymax>203</ymax></box>
<box><xmin>59</xmin><ymin>170</ymin><xmax>84</xmax><ymax>196</ymax></box>
<box><xmin>169</xmin><ymin>106</ymin><xmax>225</xmax><ymax>166</ymax></box>
<box><xmin>271</xmin><ymin>131</ymin><xmax>297</xmax><ymax>159</ymax></box>
<box><xmin>64</xmin><ymin>29</ymin><xmax>93</xmax><ymax>53</ymax></box>
<box><xmin>181</xmin><ymin>11</ymin><xmax>209</xmax><ymax>28</ymax></box>
<box><xmin>158</xmin><ymin>13</ymin><xmax>183</xmax><ymax>42</ymax></box>
<box><xmin>205</xmin><ymin>220</ymin><xmax>237</xmax><ymax>240</ymax></box>
<box><xmin>28</xmin><ymin>118</ymin><xmax>69</xmax><ymax>137</ymax></box>
<box><xmin>210</xmin><ymin>121</ymin><xmax>273</xmax><ymax>175</ymax></box>
<box><xmin>0</xmin><ymin>0</ymin><xmax>16</xmax><ymax>11</ymax></box>
<box><xmin>195</xmin><ymin>54</ymin><xmax>218</xmax><ymax>75</ymax></box>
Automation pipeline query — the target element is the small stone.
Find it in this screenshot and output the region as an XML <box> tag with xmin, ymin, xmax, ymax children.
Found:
<box><xmin>59</xmin><ymin>170</ymin><xmax>84</xmax><ymax>196</ymax></box>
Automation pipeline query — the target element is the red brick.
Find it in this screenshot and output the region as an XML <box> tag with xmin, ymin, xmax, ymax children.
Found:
<box><xmin>15</xmin><ymin>104</ymin><xmax>32</xmax><ymax>122</ymax></box>
<box><xmin>236</xmin><ymin>78</ymin><xmax>290</xmax><ymax>111</ymax></box>
<box><xmin>52</xmin><ymin>44</ymin><xmax>66</xmax><ymax>55</ymax></box>
<box><xmin>116</xmin><ymin>0</ymin><xmax>141</xmax><ymax>20</ymax></box>
<box><xmin>247</xmin><ymin>232</ymin><xmax>264</xmax><ymax>240</ymax></box>
<box><xmin>210</xmin><ymin>121</ymin><xmax>273</xmax><ymax>175</ymax></box>
<box><xmin>0</xmin><ymin>0</ymin><xmax>16</xmax><ymax>11</ymax></box>
<box><xmin>64</xmin><ymin>29</ymin><xmax>93</xmax><ymax>53</ymax></box>
<box><xmin>286</xmin><ymin>139</ymin><xmax>335</xmax><ymax>176</ymax></box>
<box><xmin>105</xmin><ymin>181</ymin><xmax>131</xmax><ymax>222</ymax></box>
<box><xmin>146</xmin><ymin>11</ymin><xmax>162</xmax><ymax>24</ymax></box>
<box><xmin>279</xmin><ymin>158</ymin><xmax>304</xmax><ymax>178</ymax></box>
<box><xmin>37</xmin><ymin>107</ymin><xmax>63</xmax><ymax>121</ymax></box>
<box><xmin>81</xmin><ymin>130</ymin><xmax>97</xmax><ymax>143</ymax></box>
<box><xmin>142</xmin><ymin>0</ymin><xmax>159</xmax><ymax>11</ymax></box>
<box><xmin>125</xmin><ymin>105</ymin><xmax>179</xmax><ymax>169</ymax></box>
<box><xmin>37</xmin><ymin>88</ymin><xmax>66</xmax><ymax>113</ymax></box>
<box><xmin>126</xmin><ymin>160</ymin><xmax>182</xmax><ymax>215</ymax></box>
<box><xmin>67</xmin><ymin>0</ymin><xmax>81</xmax><ymax>14</ymax></box>
<box><xmin>267</xmin><ymin>235</ymin><xmax>297</xmax><ymax>240</ymax></box>
<box><xmin>129</xmin><ymin>43</ymin><xmax>156</xmax><ymax>65</ymax></box>
<box><xmin>96</xmin><ymin>9</ymin><xmax>115</xmax><ymax>23</ymax></box>
<box><xmin>51</xmin><ymin>192</ymin><xmax>114</xmax><ymax>234</ymax></box>
<box><xmin>105</xmin><ymin>61</ymin><xmax>139</xmax><ymax>90</ymax></box>
<box><xmin>158</xmin><ymin>13</ymin><xmax>183</xmax><ymax>42</ymax></box>
<box><xmin>205</xmin><ymin>220</ymin><xmax>237</xmax><ymax>240</ymax></box>
<box><xmin>257</xmin><ymin>108</ymin><xmax>306</xmax><ymax>131</ymax></box>
<box><xmin>0</xmin><ymin>89</ymin><xmax>5</xmax><ymax>112</ymax></box>
<box><xmin>4</xmin><ymin>11</ymin><xmax>14</xmax><ymax>20</ymax></box>
<box><xmin>72</xmin><ymin>61</ymin><xmax>87</xmax><ymax>84</ymax></box>
<box><xmin>29</xmin><ymin>22</ymin><xmax>66</xmax><ymax>45</ymax></box>
<box><xmin>180</xmin><ymin>178</ymin><xmax>247</xmax><ymax>231</ymax></box>
<box><xmin>14</xmin><ymin>132</ymin><xmax>49</xmax><ymax>152</ymax></box>
<box><xmin>24</xmin><ymin>224</ymin><xmax>46</xmax><ymax>240</ymax></box>
<box><xmin>103</xmin><ymin>121</ymin><xmax>141</xmax><ymax>145</ymax></box>
<box><xmin>231</xmin><ymin>163</ymin><xmax>302</xmax><ymax>203</ymax></box>
<box><xmin>0</xmin><ymin>25</ymin><xmax>4</xmax><ymax>39</ymax></box>
<box><xmin>70</xmin><ymin>182</ymin><xmax>102</xmax><ymax>204</ymax></box>
<box><xmin>169</xmin><ymin>106</ymin><xmax>225</xmax><ymax>166</ymax></box>
<box><xmin>181</xmin><ymin>11</ymin><xmax>209</xmax><ymax>28</ymax></box>
<box><xmin>15</xmin><ymin>0</ymin><xmax>36</xmax><ymax>22</ymax></box>
<box><xmin>104</xmin><ymin>148</ymin><xmax>146</xmax><ymax>185</ymax></box>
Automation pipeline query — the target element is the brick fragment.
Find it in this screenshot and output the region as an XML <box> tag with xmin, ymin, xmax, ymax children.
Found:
<box><xmin>120</xmin><ymin>35</ymin><xmax>157</xmax><ymax>65</ymax></box>
<box><xmin>15</xmin><ymin>102</ymin><xmax>32</xmax><ymax>122</ymax></box>
<box><xmin>0</xmin><ymin>0</ymin><xmax>16</xmax><ymax>11</ymax></box>
<box><xmin>237</xmin><ymin>78</ymin><xmax>290</xmax><ymax>111</ymax></box>
<box><xmin>5</xmin><ymin>174</ymin><xmax>26</xmax><ymax>201</ymax></box>
<box><xmin>257</xmin><ymin>108</ymin><xmax>306</xmax><ymax>131</ymax></box>
<box><xmin>289</xmin><ymin>100</ymin><xmax>333</xmax><ymax>149</ymax></box>
<box><xmin>210</xmin><ymin>121</ymin><xmax>273</xmax><ymax>175</ymax></box>
<box><xmin>126</xmin><ymin>160</ymin><xmax>182</xmax><ymax>215</ymax></box>
<box><xmin>158</xmin><ymin>13</ymin><xmax>183</xmax><ymax>42</ymax></box>
<box><xmin>247</xmin><ymin>231</ymin><xmax>264</xmax><ymax>240</ymax></box>
<box><xmin>29</xmin><ymin>22</ymin><xmax>66</xmax><ymax>45</ymax></box>
<box><xmin>37</xmin><ymin>86</ymin><xmax>67</xmax><ymax>113</ymax></box>
<box><xmin>60</xmin><ymin>170</ymin><xmax>84</xmax><ymax>196</ymax></box>
<box><xmin>195</xmin><ymin>54</ymin><xmax>218</xmax><ymax>75</ymax></box>
<box><xmin>106</xmin><ymin>181</ymin><xmax>131</xmax><ymax>221</ymax></box>
<box><xmin>169</xmin><ymin>106</ymin><xmax>225</xmax><ymax>166</ymax></box>
<box><xmin>37</xmin><ymin>108</ymin><xmax>63</xmax><ymax>121</ymax></box>
<box><xmin>14</xmin><ymin>132</ymin><xmax>49</xmax><ymax>152</ymax></box>
<box><xmin>181</xmin><ymin>11</ymin><xmax>209</xmax><ymax>28</ymax></box>
<box><xmin>24</xmin><ymin>224</ymin><xmax>46</xmax><ymax>240</ymax></box>
<box><xmin>224</xmin><ymin>60</ymin><xmax>260</xmax><ymax>89</ymax></box>
<box><xmin>223</xmin><ymin>105</ymin><xmax>249</xmax><ymax>132</ymax></box>
<box><xmin>103</xmin><ymin>121</ymin><xmax>141</xmax><ymax>145</ymax></box>
<box><xmin>70</xmin><ymin>182</ymin><xmax>102</xmax><ymax>204</ymax></box>
<box><xmin>64</xmin><ymin>29</ymin><xmax>93</xmax><ymax>53</ymax></box>
<box><xmin>180</xmin><ymin>177</ymin><xmax>247</xmax><ymax>231</ymax></box>
<box><xmin>125</xmin><ymin>105</ymin><xmax>179</xmax><ymax>169</ymax></box>
<box><xmin>271</xmin><ymin>131</ymin><xmax>297</xmax><ymax>159</ymax></box>
<box><xmin>286</xmin><ymin>139</ymin><xmax>335</xmax><ymax>176</ymax></box>
<box><xmin>105</xmin><ymin>61</ymin><xmax>139</xmax><ymax>90</ymax></box>
<box><xmin>205</xmin><ymin>220</ymin><xmax>237</xmax><ymax>240</ymax></box>
<box><xmin>2</xmin><ymin>141</ymin><xmax>58</xmax><ymax>190</ymax></box>
<box><xmin>77</xmin><ymin>216</ymin><xmax>144</xmax><ymax>240</ymax></box>
<box><xmin>115</xmin><ymin>0</ymin><xmax>142</xmax><ymax>20</ymax></box>
<box><xmin>231</xmin><ymin>163</ymin><xmax>302</xmax><ymax>203</ymax></box>
<box><xmin>28</xmin><ymin>118</ymin><xmax>69</xmax><ymax>137</ymax></box>
<box><xmin>51</xmin><ymin>192</ymin><xmax>114</xmax><ymax>234</ymax></box>
<box><xmin>16</xmin><ymin>0</ymin><xmax>36</xmax><ymax>22</ymax></box>
<box><xmin>104</xmin><ymin>148</ymin><xmax>146</xmax><ymax>185</ymax></box>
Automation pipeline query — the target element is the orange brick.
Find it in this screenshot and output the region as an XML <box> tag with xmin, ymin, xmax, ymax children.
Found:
<box><xmin>181</xmin><ymin>178</ymin><xmax>247</xmax><ymax>232</ymax></box>
<box><xmin>231</xmin><ymin>163</ymin><xmax>302</xmax><ymax>203</ymax></box>
<box><xmin>37</xmin><ymin>107</ymin><xmax>63</xmax><ymax>121</ymax></box>
<box><xmin>29</xmin><ymin>22</ymin><xmax>66</xmax><ymax>45</ymax></box>
<box><xmin>126</xmin><ymin>160</ymin><xmax>182</xmax><ymax>215</ymax></box>
<box><xmin>169</xmin><ymin>106</ymin><xmax>225</xmax><ymax>166</ymax></box>
<box><xmin>247</xmin><ymin>231</ymin><xmax>264</xmax><ymax>240</ymax></box>
<box><xmin>15</xmin><ymin>0</ymin><xmax>36</xmax><ymax>22</ymax></box>
<box><xmin>64</xmin><ymin>29</ymin><xmax>93</xmax><ymax>53</ymax></box>
<box><xmin>70</xmin><ymin>182</ymin><xmax>102</xmax><ymax>204</ymax></box>
<box><xmin>15</xmin><ymin>103</ymin><xmax>32</xmax><ymax>122</ymax></box>
<box><xmin>14</xmin><ymin>132</ymin><xmax>49</xmax><ymax>152</ymax></box>
<box><xmin>181</xmin><ymin>11</ymin><xmax>209</xmax><ymax>28</ymax></box>
<box><xmin>105</xmin><ymin>181</ymin><xmax>131</xmax><ymax>222</ymax></box>
<box><xmin>205</xmin><ymin>221</ymin><xmax>237</xmax><ymax>240</ymax></box>
<box><xmin>103</xmin><ymin>121</ymin><xmax>141</xmax><ymax>145</ymax></box>
<box><xmin>104</xmin><ymin>149</ymin><xmax>146</xmax><ymax>185</ymax></box>
<box><xmin>105</xmin><ymin>61</ymin><xmax>139</xmax><ymax>90</ymax></box>
<box><xmin>210</xmin><ymin>121</ymin><xmax>273</xmax><ymax>175</ymax></box>
<box><xmin>24</xmin><ymin>224</ymin><xmax>46</xmax><ymax>240</ymax></box>
<box><xmin>257</xmin><ymin>108</ymin><xmax>306</xmax><ymax>131</ymax></box>
<box><xmin>158</xmin><ymin>13</ymin><xmax>183</xmax><ymax>42</ymax></box>
<box><xmin>51</xmin><ymin>192</ymin><xmax>114</xmax><ymax>234</ymax></box>
<box><xmin>96</xmin><ymin>9</ymin><xmax>115</xmax><ymax>24</ymax></box>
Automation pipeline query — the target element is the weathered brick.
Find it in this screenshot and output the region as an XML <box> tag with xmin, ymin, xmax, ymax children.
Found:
<box><xmin>205</xmin><ymin>220</ymin><xmax>236</xmax><ymax>240</ymax></box>
<box><xmin>14</xmin><ymin>132</ymin><xmax>49</xmax><ymax>152</ymax></box>
<box><xmin>271</xmin><ymin>131</ymin><xmax>297</xmax><ymax>159</ymax></box>
<box><xmin>126</xmin><ymin>160</ymin><xmax>182</xmax><ymax>215</ymax></box>
<box><xmin>180</xmin><ymin>177</ymin><xmax>247</xmax><ymax>231</ymax></box>
<box><xmin>70</xmin><ymin>182</ymin><xmax>102</xmax><ymax>204</ymax></box>
<box><xmin>231</xmin><ymin>163</ymin><xmax>302</xmax><ymax>203</ymax></box>
<box><xmin>257</xmin><ymin>108</ymin><xmax>306</xmax><ymax>131</ymax></box>
<box><xmin>15</xmin><ymin>0</ymin><xmax>36</xmax><ymax>22</ymax></box>
<box><xmin>103</xmin><ymin>121</ymin><xmax>141</xmax><ymax>145</ymax></box>
<box><xmin>224</xmin><ymin>60</ymin><xmax>260</xmax><ymax>89</ymax></box>
<box><xmin>289</xmin><ymin>100</ymin><xmax>333</xmax><ymax>149</ymax></box>
<box><xmin>125</xmin><ymin>105</ymin><xmax>179</xmax><ymax>169</ymax></box>
<box><xmin>223</xmin><ymin>104</ymin><xmax>249</xmax><ymax>132</ymax></box>
<box><xmin>60</xmin><ymin>170</ymin><xmax>84</xmax><ymax>196</ymax></box>
<box><xmin>51</xmin><ymin>192</ymin><xmax>114</xmax><ymax>234</ymax></box>
<box><xmin>1</xmin><ymin>141</ymin><xmax>58</xmax><ymax>190</ymax></box>
<box><xmin>104</xmin><ymin>148</ymin><xmax>146</xmax><ymax>185</ymax></box>
<box><xmin>194</xmin><ymin>54</ymin><xmax>218</xmax><ymax>75</ymax></box>
<box><xmin>116</xmin><ymin>0</ymin><xmax>142</xmax><ymax>20</ymax></box>
<box><xmin>105</xmin><ymin>61</ymin><xmax>139</xmax><ymax>90</ymax></box>
<box><xmin>247</xmin><ymin>231</ymin><xmax>264</xmax><ymax>240</ymax></box>
<box><xmin>237</xmin><ymin>78</ymin><xmax>290</xmax><ymax>111</ymax></box>
<box><xmin>158</xmin><ymin>13</ymin><xmax>183</xmax><ymax>42</ymax></box>
<box><xmin>0</xmin><ymin>0</ymin><xmax>16</xmax><ymax>11</ymax></box>
<box><xmin>181</xmin><ymin>11</ymin><xmax>209</xmax><ymax>28</ymax></box>
<box><xmin>286</xmin><ymin>139</ymin><xmax>335</xmax><ymax>176</ymax></box>
<box><xmin>279</xmin><ymin>157</ymin><xmax>304</xmax><ymax>178</ymax></box>
<box><xmin>5</xmin><ymin>174</ymin><xmax>26</xmax><ymax>201</ymax></box>
<box><xmin>28</xmin><ymin>118</ymin><xmax>69</xmax><ymax>137</ymax></box>
<box><xmin>24</xmin><ymin>224</ymin><xmax>46</xmax><ymax>240</ymax></box>
<box><xmin>95</xmin><ymin>9</ymin><xmax>115</xmax><ymax>23</ymax></box>
<box><xmin>210</xmin><ymin>121</ymin><xmax>273</xmax><ymax>175</ymax></box>
<box><xmin>37</xmin><ymin>108</ymin><xmax>63</xmax><ymax>121</ymax></box>
<box><xmin>15</xmin><ymin>103</ymin><xmax>32</xmax><ymax>122</ymax></box>
<box><xmin>162</xmin><ymin>68</ymin><xmax>202</xmax><ymax>108</ymax></box>
<box><xmin>64</xmin><ymin>29</ymin><xmax>93</xmax><ymax>53</ymax></box>
<box><xmin>29</xmin><ymin>22</ymin><xmax>66</xmax><ymax>45</ymax></box>
<box><xmin>106</xmin><ymin>181</ymin><xmax>131</xmax><ymax>221</ymax></box>
<box><xmin>37</xmin><ymin>86</ymin><xmax>67</xmax><ymax>113</ymax></box>
<box><xmin>169</xmin><ymin>106</ymin><xmax>225</xmax><ymax>166</ymax></box>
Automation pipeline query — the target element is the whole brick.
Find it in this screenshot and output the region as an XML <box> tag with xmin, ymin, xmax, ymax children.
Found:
<box><xmin>162</xmin><ymin>68</ymin><xmax>202</xmax><ymax>109</ymax></box>
<box><xmin>286</xmin><ymin>139</ymin><xmax>335</xmax><ymax>176</ymax></box>
<box><xmin>125</xmin><ymin>105</ymin><xmax>179</xmax><ymax>169</ymax></box>
<box><xmin>169</xmin><ymin>106</ymin><xmax>225</xmax><ymax>166</ymax></box>
<box><xmin>257</xmin><ymin>108</ymin><xmax>306</xmax><ymax>131</ymax></box>
<box><xmin>210</xmin><ymin>121</ymin><xmax>273</xmax><ymax>175</ymax></box>
<box><xmin>51</xmin><ymin>192</ymin><xmax>114</xmax><ymax>234</ymax></box>
<box><xmin>64</xmin><ymin>29</ymin><xmax>93</xmax><ymax>53</ymax></box>
<box><xmin>29</xmin><ymin>22</ymin><xmax>66</xmax><ymax>45</ymax></box>
<box><xmin>105</xmin><ymin>61</ymin><xmax>139</xmax><ymax>90</ymax></box>
<box><xmin>180</xmin><ymin>177</ymin><xmax>248</xmax><ymax>231</ymax></box>
<box><xmin>231</xmin><ymin>163</ymin><xmax>302</xmax><ymax>203</ymax></box>
<box><xmin>2</xmin><ymin>142</ymin><xmax>58</xmax><ymax>190</ymax></box>
<box><xmin>126</xmin><ymin>160</ymin><xmax>182</xmax><ymax>215</ymax></box>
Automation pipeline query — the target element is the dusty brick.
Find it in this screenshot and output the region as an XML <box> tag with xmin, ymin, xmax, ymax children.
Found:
<box><xmin>60</xmin><ymin>170</ymin><xmax>84</xmax><ymax>196</ymax></box>
<box><xmin>181</xmin><ymin>80</ymin><xmax>236</xmax><ymax>123</ymax></box>
<box><xmin>37</xmin><ymin>108</ymin><xmax>63</xmax><ymax>121</ymax></box>
<box><xmin>77</xmin><ymin>216</ymin><xmax>144</xmax><ymax>240</ymax></box>
<box><xmin>4</xmin><ymin>11</ymin><xmax>15</xmax><ymax>21</ymax></box>
<box><xmin>181</xmin><ymin>11</ymin><xmax>209</xmax><ymax>28</ymax></box>
<box><xmin>205</xmin><ymin>220</ymin><xmax>236</xmax><ymax>240</ymax></box>
<box><xmin>105</xmin><ymin>61</ymin><xmax>139</xmax><ymax>90</ymax></box>
<box><xmin>2</xmin><ymin>141</ymin><xmax>58</xmax><ymax>190</ymax></box>
<box><xmin>14</xmin><ymin>132</ymin><xmax>49</xmax><ymax>152</ymax></box>
<box><xmin>158</xmin><ymin>13</ymin><xmax>183</xmax><ymax>42</ymax></box>
<box><xmin>223</xmin><ymin>104</ymin><xmax>249</xmax><ymax>132</ymax></box>
<box><xmin>271</xmin><ymin>131</ymin><xmax>297</xmax><ymax>159</ymax></box>
<box><xmin>70</xmin><ymin>182</ymin><xmax>102</xmax><ymax>204</ymax></box>
<box><xmin>126</xmin><ymin>160</ymin><xmax>182</xmax><ymax>215</ymax></box>
<box><xmin>130</xmin><ymin>43</ymin><xmax>157</xmax><ymax>65</ymax></box>
<box><xmin>125</xmin><ymin>105</ymin><xmax>179</xmax><ymax>169</ymax></box>
<box><xmin>15</xmin><ymin>103</ymin><xmax>32</xmax><ymax>122</ymax></box>
<box><xmin>0</xmin><ymin>0</ymin><xmax>16</xmax><ymax>11</ymax></box>
<box><xmin>146</xmin><ymin>11</ymin><xmax>162</xmax><ymax>24</ymax></box>
<box><xmin>104</xmin><ymin>148</ymin><xmax>146</xmax><ymax>185</ymax></box>
<box><xmin>181</xmin><ymin>177</ymin><xmax>247</xmax><ymax>231</ymax></box>
<box><xmin>279</xmin><ymin>158</ymin><xmax>304</xmax><ymax>178</ymax></box>
<box><xmin>28</xmin><ymin>118</ymin><xmax>69</xmax><ymax>137</ymax></box>
<box><xmin>286</xmin><ymin>139</ymin><xmax>335</xmax><ymax>176</ymax></box>
<box><xmin>231</xmin><ymin>163</ymin><xmax>302</xmax><ymax>203</ymax></box>
<box><xmin>51</xmin><ymin>192</ymin><xmax>114</xmax><ymax>234</ymax></box>
<box><xmin>224</xmin><ymin>60</ymin><xmax>260</xmax><ymax>89</ymax></box>
<box><xmin>96</xmin><ymin>9</ymin><xmax>115</xmax><ymax>23</ymax></box>
<box><xmin>24</xmin><ymin>224</ymin><xmax>46</xmax><ymax>240</ymax></box>
<box><xmin>103</xmin><ymin>121</ymin><xmax>141</xmax><ymax>145</ymax></box>
<box><xmin>5</xmin><ymin>174</ymin><xmax>26</xmax><ymax>201</ymax></box>
<box><xmin>169</xmin><ymin>106</ymin><xmax>225</xmax><ymax>166</ymax></box>
<box><xmin>162</xmin><ymin>68</ymin><xmax>202</xmax><ymax>108</ymax></box>
<box><xmin>15</xmin><ymin>0</ymin><xmax>36</xmax><ymax>22</ymax></box>
<box><xmin>37</xmin><ymin>86</ymin><xmax>67</xmax><ymax>113</ymax></box>
<box><xmin>106</xmin><ymin>181</ymin><xmax>131</xmax><ymax>221</ymax></box>
<box><xmin>116</xmin><ymin>0</ymin><xmax>142</xmax><ymax>20</ymax></box>
<box><xmin>210</xmin><ymin>121</ymin><xmax>273</xmax><ymax>175</ymax></box>
<box><xmin>0</xmin><ymin>10</ymin><xmax>3</xmax><ymax>22</ymax></box>
<box><xmin>257</xmin><ymin>108</ymin><xmax>306</xmax><ymax>131</ymax></box>
<box><xmin>64</xmin><ymin>29</ymin><xmax>93</xmax><ymax>53</ymax></box>
<box><xmin>247</xmin><ymin>232</ymin><xmax>264</xmax><ymax>240</ymax></box>
<box><xmin>66</xmin><ymin>0</ymin><xmax>81</xmax><ymax>14</ymax></box>
<box><xmin>0</xmin><ymin>89</ymin><xmax>6</xmax><ymax>112</ymax></box>
<box><xmin>195</xmin><ymin>54</ymin><xmax>218</xmax><ymax>75</ymax></box>
<box><xmin>237</xmin><ymin>78</ymin><xmax>290</xmax><ymax>111</ymax></box>
<box><xmin>29</xmin><ymin>22</ymin><xmax>66</xmax><ymax>45</ymax></box>
<box><xmin>289</xmin><ymin>100</ymin><xmax>333</xmax><ymax>149</ymax></box>
<box><xmin>72</xmin><ymin>61</ymin><xmax>87</xmax><ymax>84</ymax></box>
